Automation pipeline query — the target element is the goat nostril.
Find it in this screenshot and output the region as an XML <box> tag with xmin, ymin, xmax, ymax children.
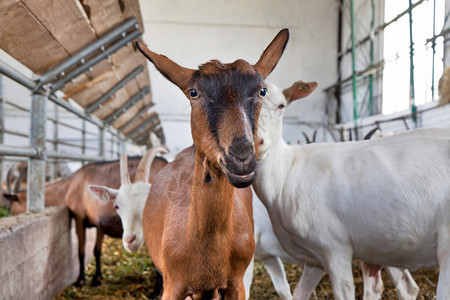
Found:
<box><xmin>258</xmin><ymin>138</ymin><xmax>264</xmax><ymax>146</ymax></box>
<box><xmin>229</xmin><ymin>137</ymin><xmax>253</xmax><ymax>161</ymax></box>
<box><xmin>126</xmin><ymin>234</ymin><xmax>136</xmax><ymax>244</ymax></box>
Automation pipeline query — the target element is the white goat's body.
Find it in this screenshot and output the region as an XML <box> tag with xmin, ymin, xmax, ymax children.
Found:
<box><xmin>244</xmin><ymin>189</ymin><xmax>294</xmax><ymax>300</ymax></box>
<box><xmin>254</xmin><ymin>127</ymin><xmax>450</xmax><ymax>298</ymax></box>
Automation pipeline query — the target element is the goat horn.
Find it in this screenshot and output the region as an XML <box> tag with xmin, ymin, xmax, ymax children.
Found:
<box><xmin>6</xmin><ymin>168</ymin><xmax>13</xmax><ymax>194</ymax></box>
<box><xmin>302</xmin><ymin>132</ymin><xmax>311</xmax><ymax>144</ymax></box>
<box><xmin>135</xmin><ymin>146</ymin><xmax>169</xmax><ymax>183</ymax></box>
<box><xmin>120</xmin><ymin>153</ymin><xmax>131</xmax><ymax>185</ymax></box>
<box><xmin>13</xmin><ymin>166</ymin><xmax>27</xmax><ymax>193</ymax></box>
<box><xmin>312</xmin><ymin>129</ymin><xmax>318</xmax><ymax>143</ymax></box>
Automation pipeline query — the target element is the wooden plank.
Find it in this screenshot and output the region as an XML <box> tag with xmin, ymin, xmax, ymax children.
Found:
<box><xmin>122</xmin><ymin>111</ymin><xmax>157</xmax><ymax>135</ymax></box>
<box><xmin>121</xmin><ymin>0</ymin><xmax>145</xmax><ymax>33</ymax></box>
<box><xmin>94</xmin><ymin>88</ymin><xmax>129</xmax><ymax>119</ymax></box>
<box><xmin>0</xmin><ymin>0</ymin><xmax>69</xmax><ymax>74</ymax></box>
<box><xmin>81</xmin><ymin>0</ymin><xmax>124</xmax><ymax>36</ymax></box>
<box><xmin>111</xmin><ymin>98</ymin><xmax>145</xmax><ymax>128</ymax></box>
<box><xmin>21</xmin><ymin>0</ymin><xmax>97</xmax><ymax>55</ymax></box>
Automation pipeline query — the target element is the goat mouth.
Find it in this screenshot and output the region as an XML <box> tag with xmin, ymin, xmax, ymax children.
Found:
<box><xmin>219</xmin><ymin>159</ymin><xmax>256</xmax><ymax>188</ymax></box>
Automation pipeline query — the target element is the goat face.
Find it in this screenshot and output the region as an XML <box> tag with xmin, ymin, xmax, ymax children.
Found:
<box><xmin>136</xmin><ymin>29</ymin><xmax>289</xmax><ymax>188</ymax></box>
<box><xmin>257</xmin><ymin>81</ymin><xmax>318</xmax><ymax>159</ymax></box>
<box><xmin>188</xmin><ymin>60</ymin><xmax>265</xmax><ymax>188</ymax></box>
<box><xmin>88</xmin><ymin>182</ymin><xmax>151</xmax><ymax>253</ymax></box>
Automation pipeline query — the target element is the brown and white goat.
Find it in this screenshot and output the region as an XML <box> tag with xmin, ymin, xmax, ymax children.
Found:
<box><xmin>135</xmin><ymin>29</ymin><xmax>289</xmax><ymax>299</ymax></box>
<box><xmin>3</xmin><ymin>155</ymin><xmax>167</xmax><ymax>286</ymax></box>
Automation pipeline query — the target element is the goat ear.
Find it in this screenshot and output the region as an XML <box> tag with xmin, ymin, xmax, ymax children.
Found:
<box><xmin>282</xmin><ymin>81</ymin><xmax>318</xmax><ymax>104</ymax></box>
<box><xmin>3</xmin><ymin>193</ymin><xmax>19</xmax><ymax>202</ymax></box>
<box><xmin>136</xmin><ymin>41</ymin><xmax>195</xmax><ymax>93</ymax></box>
<box><xmin>88</xmin><ymin>185</ymin><xmax>118</xmax><ymax>203</ymax></box>
<box><xmin>253</xmin><ymin>29</ymin><xmax>289</xmax><ymax>79</ymax></box>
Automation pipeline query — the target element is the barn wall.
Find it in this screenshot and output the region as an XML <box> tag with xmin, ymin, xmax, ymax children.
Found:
<box><xmin>139</xmin><ymin>0</ymin><xmax>339</xmax><ymax>153</ymax></box>
<box><xmin>0</xmin><ymin>206</ymin><xmax>95</xmax><ymax>300</ymax></box>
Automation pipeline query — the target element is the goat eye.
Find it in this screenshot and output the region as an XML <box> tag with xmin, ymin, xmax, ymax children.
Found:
<box><xmin>189</xmin><ymin>89</ymin><xmax>199</xmax><ymax>99</ymax></box>
<box><xmin>259</xmin><ymin>88</ymin><xmax>267</xmax><ymax>98</ymax></box>
<box><xmin>114</xmin><ymin>204</ymin><xmax>119</xmax><ymax>210</ymax></box>
<box><xmin>278</xmin><ymin>104</ymin><xmax>285</xmax><ymax>109</ymax></box>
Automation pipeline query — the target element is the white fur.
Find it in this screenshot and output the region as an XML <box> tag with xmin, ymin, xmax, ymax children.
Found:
<box><xmin>88</xmin><ymin>181</ymin><xmax>151</xmax><ymax>253</ymax></box>
<box><xmin>244</xmin><ymin>189</ymin><xmax>295</xmax><ymax>300</ymax></box>
<box><xmin>254</xmin><ymin>82</ymin><xmax>449</xmax><ymax>299</ymax></box>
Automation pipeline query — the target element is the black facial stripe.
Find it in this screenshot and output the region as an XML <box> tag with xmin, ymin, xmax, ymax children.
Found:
<box><xmin>193</xmin><ymin>68</ymin><xmax>263</xmax><ymax>142</ymax></box>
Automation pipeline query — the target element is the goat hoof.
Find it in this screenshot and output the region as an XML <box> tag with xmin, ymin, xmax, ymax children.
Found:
<box><xmin>73</xmin><ymin>278</ymin><xmax>85</xmax><ymax>287</ymax></box>
<box><xmin>91</xmin><ymin>276</ymin><xmax>102</xmax><ymax>287</ymax></box>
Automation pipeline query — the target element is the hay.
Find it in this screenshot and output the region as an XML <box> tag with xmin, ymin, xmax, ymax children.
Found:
<box><xmin>55</xmin><ymin>237</ymin><xmax>438</xmax><ymax>299</ymax></box>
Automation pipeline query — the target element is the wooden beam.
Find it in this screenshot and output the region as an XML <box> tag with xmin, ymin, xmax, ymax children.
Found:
<box><xmin>0</xmin><ymin>0</ymin><xmax>68</xmax><ymax>74</ymax></box>
<box><xmin>21</xmin><ymin>0</ymin><xmax>97</xmax><ymax>55</ymax></box>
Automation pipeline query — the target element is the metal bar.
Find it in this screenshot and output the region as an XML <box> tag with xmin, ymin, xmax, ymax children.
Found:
<box><xmin>4</xmin><ymin>129</ymin><xmax>29</xmax><ymax>138</ymax></box>
<box><xmin>0</xmin><ymin>60</ymin><xmax>36</xmax><ymax>90</ymax></box>
<box><xmin>81</xmin><ymin>120</ymin><xmax>86</xmax><ymax>165</ymax></box>
<box><xmin>338</xmin><ymin>0</ymin><xmax>427</xmax><ymax>58</ymax></box>
<box><xmin>27</xmin><ymin>93</ymin><xmax>46</xmax><ymax>213</ymax></box>
<box><xmin>0</xmin><ymin>144</ymin><xmax>38</xmax><ymax>157</ymax></box>
<box><xmin>98</xmin><ymin>127</ymin><xmax>105</xmax><ymax>158</ymax></box>
<box><xmin>350</xmin><ymin>0</ymin><xmax>358</xmax><ymax>130</ymax></box>
<box><xmin>431</xmin><ymin>0</ymin><xmax>437</xmax><ymax>100</ymax></box>
<box><xmin>0</xmin><ymin>74</ymin><xmax>3</xmax><ymax>189</ymax></box>
<box><xmin>323</xmin><ymin>60</ymin><xmax>384</xmax><ymax>92</ymax></box>
<box><xmin>125</xmin><ymin>115</ymin><xmax>159</xmax><ymax>138</ymax></box>
<box><xmin>86</xmin><ymin>65</ymin><xmax>145</xmax><ymax>113</ymax></box>
<box><xmin>4</xmin><ymin>100</ymin><xmax>29</xmax><ymax>112</ymax></box>
<box><xmin>36</xmin><ymin>17</ymin><xmax>138</xmax><ymax>88</ymax></box>
<box><xmin>50</xmin><ymin>30</ymin><xmax>141</xmax><ymax>91</ymax></box>
<box><xmin>117</xmin><ymin>101</ymin><xmax>155</xmax><ymax>132</ymax></box>
<box><xmin>368</xmin><ymin>0</ymin><xmax>375</xmax><ymax>115</ymax></box>
<box><xmin>104</xmin><ymin>86</ymin><xmax>150</xmax><ymax>124</ymax></box>
<box><xmin>47</xmin><ymin>94</ymin><xmax>106</xmax><ymax>130</ymax></box>
<box><xmin>408</xmin><ymin>0</ymin><xmax>417</xmax><ymax>125</ymax></box>
<box><xmin>47</xmin><ymin>116</ymin><xmax>97</xmax><ymax>135</ymax></box>
<box><xmin>52</xmin><ymin>104</ymin><xmax>58</xmax><ymax>181</ymax></box>
<box><xmin>131</xmin><ymin>121</ymin><xmax>160</xmax><ymax>141</ymax></box>
<box><xmin>46</xmin><ymin>150</ymin><xmax>109</xmax><ymax>161</ymax></box>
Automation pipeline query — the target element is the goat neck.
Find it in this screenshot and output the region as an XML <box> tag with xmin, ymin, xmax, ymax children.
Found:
<box><xmin>188</xmin><ymin>151</ymin><xmax>235</xmax><ymax>236</ymax></box>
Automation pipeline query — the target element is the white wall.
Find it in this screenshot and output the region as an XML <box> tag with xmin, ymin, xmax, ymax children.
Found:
<box><xmin>139</xmin><ymin>0</ymin><xmax>338</xmax><ymax>152</ymax></box>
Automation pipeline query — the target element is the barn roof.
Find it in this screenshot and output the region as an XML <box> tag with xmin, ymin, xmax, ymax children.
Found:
<box><xmin>0</xmin><ymin>0</ymin><xmax>164</xmax><ymax>146</ymax></box>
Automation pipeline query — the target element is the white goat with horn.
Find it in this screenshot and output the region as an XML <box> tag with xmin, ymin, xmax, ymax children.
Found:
<box><xmin>254</xmin><ymin>81</ymin><xmax>449</xmax><ymax>299</ymax></box>
<box><xmin>88</xmin><ymin>146</ymin><xmax>168</xmax><ymax>253</ymax></box>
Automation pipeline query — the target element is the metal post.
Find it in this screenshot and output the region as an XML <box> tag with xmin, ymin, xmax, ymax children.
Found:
<box><xmin>350</xmin><ymin>0</ymin><xmax>359</xmax><ymax>135</ymax></box>
<box><xmin>52</xmin><ymin>104</ymin><xmax>58</xmax><ymax>180</ymax></box>
<box><xmin>98</xmin><ymin>127</ymin><xmax>105</xmax><ymax>158</ymax></box>
<box><xmin>81</xmin><ymin>120</ymin><xmax>86</xmax><ymax>165</ymax></box>
<box><xmin>368</xmin><ymin>0</ymin><xmax>375</xmax><ymax>115</ymax></box>
<box><xmin>0</xmin><ymin>75</ymin><xmax>4</xmax><ymax>190</ymax></box>
<box><xmin>408</xmin><ymin>0</ymin><xmax>417</xmax><ymax>125</ymax></box>
<box><xmin>431</xmin><ymin>0</ymin><xmax>437</xmax><ymax>100</ymax></box>
<box><xmin>27</xmin><ymin>93</ymin><xmax>46</xmax><ymax>213</ymax></box>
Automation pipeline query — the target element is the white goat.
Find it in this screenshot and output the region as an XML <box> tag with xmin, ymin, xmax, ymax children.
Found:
<box><xmin>254</xmin><ymin>81</ymin><xmax>449</xmax><ymax>299</ymax></box>
<box><xmin>88</xmin><ymin>146</ymin><xmax>167</xmax><ymax>253</ymax></box>
<box><xmin>244</xmin><ymin>189</ymin><xmax>295</xmax><ymax>300</ymax></box>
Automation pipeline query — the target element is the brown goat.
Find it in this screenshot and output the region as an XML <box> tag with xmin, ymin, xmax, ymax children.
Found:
<box><xmin>136</xmin><ymin>28</ymin><xmax>289</xmax><ymax>299</ymax></box>
<box><xmin>3</xmin><ymin>156</ymin><xmax>168</xmax><ymax>286</ymax></box>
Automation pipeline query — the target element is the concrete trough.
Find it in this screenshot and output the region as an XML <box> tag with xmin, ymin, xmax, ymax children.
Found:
<box><xmin>0</xmin><ymin>206</ymin><xmax>95</xmax><ymax>300</ymax></box>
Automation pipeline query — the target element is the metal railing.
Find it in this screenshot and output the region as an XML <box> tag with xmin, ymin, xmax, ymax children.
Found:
<box><xmin>0</xmin><ymin>18</ymin><xmax>146</xmax><ymax>213</ymax></box>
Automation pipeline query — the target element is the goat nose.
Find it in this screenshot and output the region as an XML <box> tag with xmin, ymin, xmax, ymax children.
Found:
<box><xmin>229</xmin><ymin>137</ymin><xmax>253</xmax><ymax>161</ymax></box>
<box><xmin>125</xmin><ymin>234</ymin><xmax>136</xmax><ymax>244</ymax></box>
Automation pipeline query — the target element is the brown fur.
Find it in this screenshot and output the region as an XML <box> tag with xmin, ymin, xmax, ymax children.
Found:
<box><xmin>438</xmin><ymin>66</ymin><xmax>450</xmax><ymax>106</ymax></box>
<box><xmin>5</xmin><ymin>157</ymin><xmax>168</xmax><ymax>286</ymax></box>
<box><xmin>137</xmin><ymin>29</ymin><xmax>289</xmax><ymax>299</ymax></box>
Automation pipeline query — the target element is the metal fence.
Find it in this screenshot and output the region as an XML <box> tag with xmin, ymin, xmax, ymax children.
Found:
<box><xmin>0</xmin><ymin>18</ymin><xmax>147</xmax><ymax>214</ymax></box>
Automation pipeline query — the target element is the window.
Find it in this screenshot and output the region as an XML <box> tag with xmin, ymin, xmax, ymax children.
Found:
<box><xmin>382</xmin><ymin>0</ymin><xmax>445</xmax><ymax>114</ymax></box>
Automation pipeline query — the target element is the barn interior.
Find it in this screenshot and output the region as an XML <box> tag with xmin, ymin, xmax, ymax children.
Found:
<box><xmin>0</xmin><ymin>0</ymin><xmax>449</xmax><ymax>299</ymax></box>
